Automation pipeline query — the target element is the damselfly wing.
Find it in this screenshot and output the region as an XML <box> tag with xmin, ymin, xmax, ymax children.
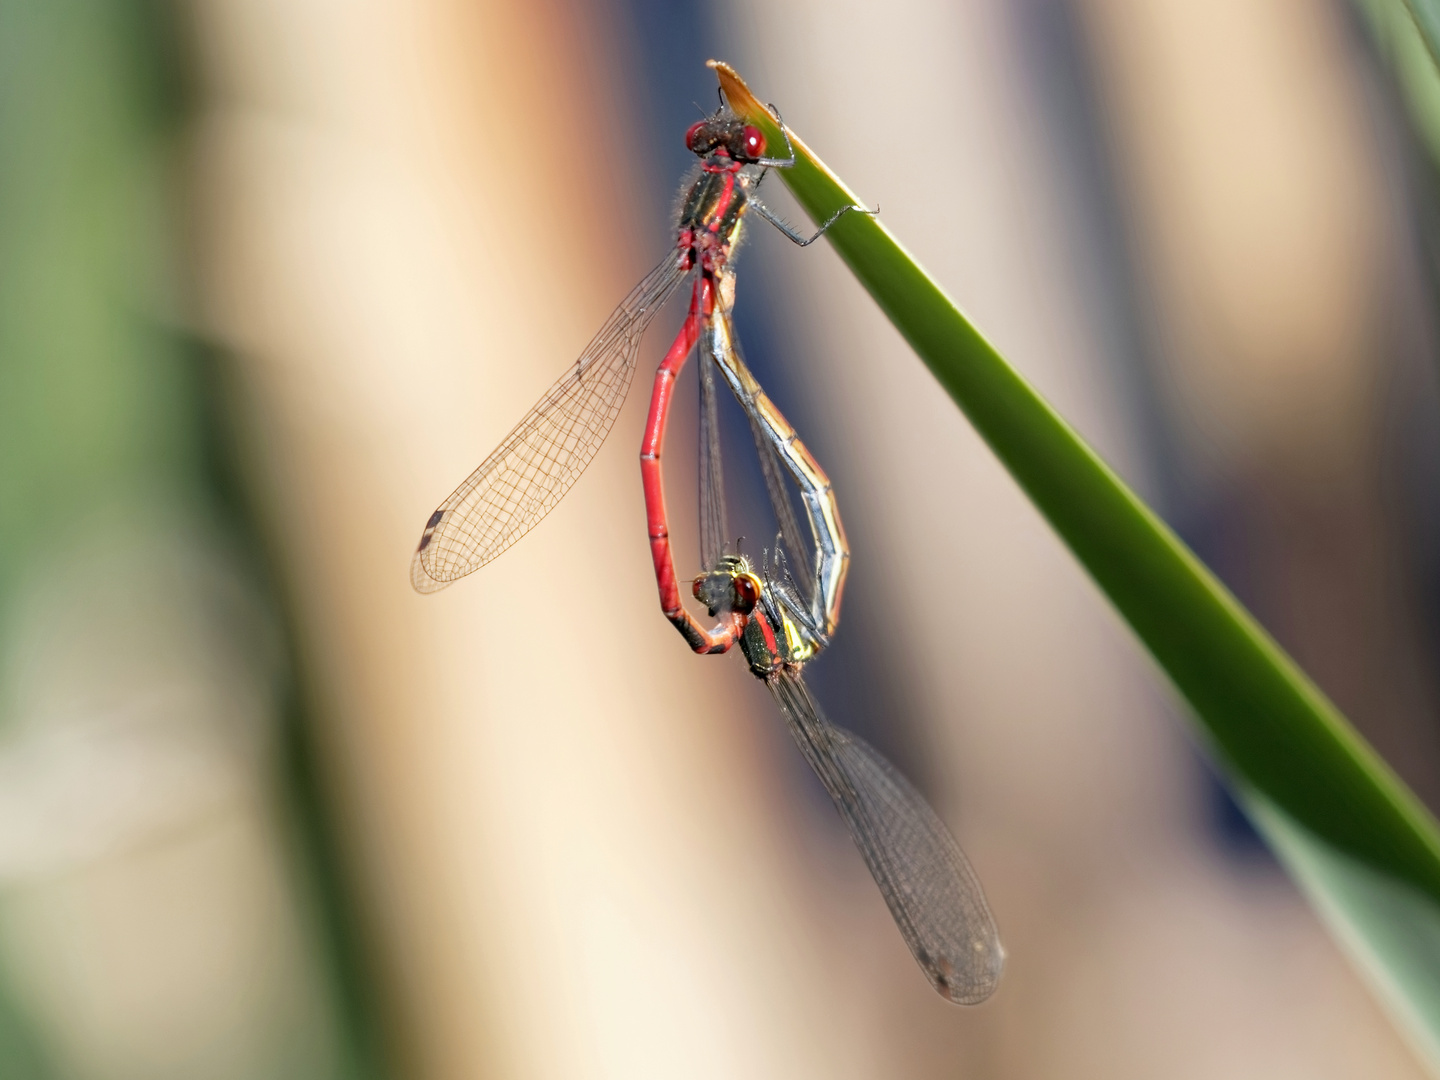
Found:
<box><xmin>411</xmin><ymin>255</ymin><xmax>686</xmax><ymax>592</ymax></box>
<box><xmin>771</xmin><ymin>671</ymin><xmax>1003</xmax><ymax>1004</ymax></box>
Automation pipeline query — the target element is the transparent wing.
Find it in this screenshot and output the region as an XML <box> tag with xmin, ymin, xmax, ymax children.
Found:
<box><xmin>747</xmin><ymin>408</ymin><xmax>812</xmax><ymax>606</ymax></box>
<box><xmin>707</xmin><ymin>306</ymin><xmax>813</xmax><ymax>608</ymax></box>
<box><xmin>698</xmin><ymin>333</ymin><xmax>728</xmax><ymax>572</ymax></box>
<box><xmin>412</xmin><ymin>254</ymin><xmax>689</xmax><ymax>592</ymax></box>
<box><xmin>770</xmin><ymin>671</ymin><xmax>1003</xmax><ymax>1004</ymax></box>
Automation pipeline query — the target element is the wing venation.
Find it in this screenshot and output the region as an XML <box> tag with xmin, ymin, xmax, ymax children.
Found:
<box><xmin>412</xmin><ymin>255</ymin><xmax>688</xmax><ymax>592</ymax></box>
<box><xmin>771</xmin><ymin>671</ymin><xmax>1003</xmax><ymax>1004</ymax></box>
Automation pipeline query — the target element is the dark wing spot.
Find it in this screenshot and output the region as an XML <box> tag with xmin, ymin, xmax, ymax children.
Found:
<box><xmin>417</xmin><ymin>509</ymin><xmax>445</xmax><ymax>551</ymax></box>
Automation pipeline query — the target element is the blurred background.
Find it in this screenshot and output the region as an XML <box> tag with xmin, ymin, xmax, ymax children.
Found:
<box><xmin>4</xmin><ymin>0</ymin><xmax>1440</xmax><ymax>1076</ymax></box>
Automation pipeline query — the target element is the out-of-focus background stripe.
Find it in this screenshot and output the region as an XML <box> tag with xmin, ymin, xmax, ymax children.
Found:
<box><xmin>1</xmin><ymin>0</ymin><xmax>1438</xmax><ymax>1077</ymax></box>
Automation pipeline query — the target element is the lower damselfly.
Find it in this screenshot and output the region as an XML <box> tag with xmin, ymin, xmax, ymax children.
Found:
<box><xmin>652</xmin><ymin>234</ymin><xmax>1003</xmax><ymax>1005</ymax></box>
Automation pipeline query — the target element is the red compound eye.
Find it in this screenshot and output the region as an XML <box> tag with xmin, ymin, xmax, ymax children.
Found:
<box><xmin>685</xmin><ymin>120</ymin><xmax>708</xmax><ymax>153</ymax></box>
<box><xmin>742</xmin><ymin>125</ymin><xmax>765</xmax><ymax>159</ymax></box>
<box><xmin>733</xmin><ymin>575</ymin><xmax>759</xmax><ymax>613</ymax></box>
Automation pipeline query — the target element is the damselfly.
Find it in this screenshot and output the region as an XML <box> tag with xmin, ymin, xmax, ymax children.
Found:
<box><xmin>410</xmin><ymin>91</ymin><xmax>1003</xmax><ymax>1003</ymax></box>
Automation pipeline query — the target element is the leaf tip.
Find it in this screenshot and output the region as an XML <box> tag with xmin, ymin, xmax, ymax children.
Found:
<box><xmin>707</xmin><ymin>60</ymin><xmax>767</xmax><ymax>124</ymax></box>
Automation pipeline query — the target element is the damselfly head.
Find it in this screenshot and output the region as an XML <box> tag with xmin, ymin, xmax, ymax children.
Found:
<box><xmin>691</xmin><ymin>555</ymin><xmax>761</xmax><ymax>616</ymax></box>
<box><xmin>685</xmin><ymin>116</ymin><xmax>766</xmax><ymax>163</ymax></box>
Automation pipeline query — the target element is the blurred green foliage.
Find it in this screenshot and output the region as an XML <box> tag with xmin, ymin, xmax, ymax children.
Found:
<box><xmin>0</xmin><ymin>2</ymin><xmax>389</xmax><ymax>1077</ymax></box>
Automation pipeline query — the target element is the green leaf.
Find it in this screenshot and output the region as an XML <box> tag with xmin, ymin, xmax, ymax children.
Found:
<box><xmin>713</xmin><ymin>60</ymin><xmax>1440</xmax><ymax>1059</ymax></box>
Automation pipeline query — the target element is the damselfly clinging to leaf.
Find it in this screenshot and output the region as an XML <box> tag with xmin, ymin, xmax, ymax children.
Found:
<box><xmin>410</xmin><ymin>76</ymin><xmax>1003</xmax><ymax>1003</ymax></box>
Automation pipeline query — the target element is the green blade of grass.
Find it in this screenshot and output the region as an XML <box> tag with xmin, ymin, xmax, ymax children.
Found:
<box><xmin>713</xmin><ymin>60</ymin><xmax>1440</xmax><ymax>1060</ymax></box>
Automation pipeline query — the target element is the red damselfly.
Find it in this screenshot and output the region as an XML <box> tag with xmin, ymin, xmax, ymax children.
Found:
<box><xmin>410</xmin><ymin>89</ymin><xmax>1003</xmax><ymax>1003</ymax></box>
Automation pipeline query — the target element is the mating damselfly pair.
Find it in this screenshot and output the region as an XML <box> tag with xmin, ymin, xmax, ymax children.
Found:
<box><xmin>410</xmin><ymin>66</ymin><xmax>1003</xmax><ymax>1005</ymax></box>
